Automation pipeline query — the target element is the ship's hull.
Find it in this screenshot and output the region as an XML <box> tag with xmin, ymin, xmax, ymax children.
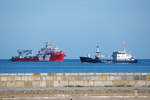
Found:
<box><xmin>80</xmin><ymin>57</ymin><xmax>102</xmax><ymax>63</ymax></box>
<box><xmin>112</xmin><ymin>59</ymin><xmax>138</xmax><ymax>63</ymax></box>
<box><xmin>80</xmin><ymin>57</ymin><xmax>138</xmax><ymax>64</ymax></box>
<box><xmin>11</xmin><ymin>52</ymin><xmax>65</xmax><ymax>62</ymax></box>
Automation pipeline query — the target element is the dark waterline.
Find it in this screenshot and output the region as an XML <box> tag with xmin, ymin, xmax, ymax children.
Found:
<box><xmin>0</xmin><ymin>59</ymin><xmax>150</xmax><ymax>73</ymax></box>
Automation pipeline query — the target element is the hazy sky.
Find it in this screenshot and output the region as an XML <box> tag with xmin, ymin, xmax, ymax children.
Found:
<box><xmin>0</xmin><ymin>0</ymin><xmax>150</xmax><ymax>59</ymax></box>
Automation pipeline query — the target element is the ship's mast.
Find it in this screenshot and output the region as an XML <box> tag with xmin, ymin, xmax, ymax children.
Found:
<box><xmin>87</xmin><ymin>53</ymin><xmax>91</xmax><ymax>58</ymax></box>
<box><xmin>95</xmin><ymin>45</ymin><xmax>100</xmax><ymax>58</ymax></box>
<box><xmin>123</xmin><ymin>41</ymin><xmax>127</xmax><ymax>53</ymax></box>
<box><xmin>45</xmin><ymin>41</ymin><xmax>51</xmax><ymax>49</ymax></box>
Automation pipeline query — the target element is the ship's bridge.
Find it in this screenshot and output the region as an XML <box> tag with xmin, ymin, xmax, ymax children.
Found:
<box><xmin>112</xmin><ymin>50</ymin><xmax>134</xmax><ymax>61</ymax></box>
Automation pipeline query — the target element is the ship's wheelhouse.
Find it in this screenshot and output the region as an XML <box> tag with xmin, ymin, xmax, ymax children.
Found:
<box><xmin>112</xmin><ymin>50</ymin><xmax>134</xmax><ymax>61</ymax></box>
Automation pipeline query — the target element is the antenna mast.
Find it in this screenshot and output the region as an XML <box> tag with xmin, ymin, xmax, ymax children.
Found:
<box><xmin>123</xmin><ymin>41</ymin><xmax>127</xmax><ymax>52</ymax></box>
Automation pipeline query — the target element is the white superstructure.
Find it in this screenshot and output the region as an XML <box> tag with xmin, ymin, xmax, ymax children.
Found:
<box><xmin>95</xmin><ymin>45</ymin><xmax>101</xmax><ymax>58</ymax></box>
<box><xmin>112</xmin><ymin>50</ymin><xmax>135</xmax><ymax>61</ymax></box>
<box><xmin>112</xmin><ymin>42</ymin><xmax>137</xmax><ymax>63</ymax></box>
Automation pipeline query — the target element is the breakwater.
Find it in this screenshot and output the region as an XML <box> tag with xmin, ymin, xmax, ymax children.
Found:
<box><xmin>0</xmin><ymin>73</ymin><xmax>150</xmax><ymax>88</ymax></box>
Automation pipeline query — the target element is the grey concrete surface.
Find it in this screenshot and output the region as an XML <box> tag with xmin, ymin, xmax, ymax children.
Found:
<box><xmin>1</xmin><ymin>87</ymin><xmax>150</xmax><ymax>91</ymax></box>
<box><xmin>1</xmin><ymin>96</ymin><xmax>150</xmax><ymax>100</ymax></box>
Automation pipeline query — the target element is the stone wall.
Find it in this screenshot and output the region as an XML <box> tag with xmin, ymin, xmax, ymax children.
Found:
<box><xmin>0</xmin><ymin>73</ymin><xmax>150</xmax><ymax>88</ymax></box>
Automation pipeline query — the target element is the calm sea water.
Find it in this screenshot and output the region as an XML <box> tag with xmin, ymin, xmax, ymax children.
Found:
<box><xmin>0</xmin><ymin>59</ymin><xmax>150</xmax><ymax>73</ymax></box>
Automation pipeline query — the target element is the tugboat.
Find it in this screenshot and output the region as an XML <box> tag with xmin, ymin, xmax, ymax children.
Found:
<box><xmin>80</xmin><ymin>45</ymin><xmax>102</xmax><ymax>63</ymax></box>
<box><xmin>112</xmin><ymin>48</ymin><xmax>138</xmax><ymax>63</ymax></box>
<box><xmin>11</xmin><ymin>41</ymin><xmax>66</xmax><ymax>62</ymax></box>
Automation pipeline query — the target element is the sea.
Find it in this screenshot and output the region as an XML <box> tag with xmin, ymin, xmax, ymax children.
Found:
<box><xmin>0</xmin><ymin>59</ymin><xmax>150</xmax><ymax>73</ymax></box>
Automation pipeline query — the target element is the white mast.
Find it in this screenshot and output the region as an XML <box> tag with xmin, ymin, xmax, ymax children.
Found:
<box><xmin>45</xmin><ymin>41</ymin><xmax>51</xmax><ymax>49</ymax></box>
<box><xmin>87</xmin><ymin>53</ymin><xmax>91</xmax><ymax>58</ymax></box>
<box><xmin>95</xmin><ymin>45</ymin><xmax>100</xmax><ymax>58</ymax></box>
<box><xmin>123</xmin><ymin>41</ymin><xmax>127</xmax><ymax>53</ymax></box>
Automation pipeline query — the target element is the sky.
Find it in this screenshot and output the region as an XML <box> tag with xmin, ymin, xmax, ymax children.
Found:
<box><xmin>0</xmin><ymin>0</ymin><xmax>150</xmax><ymax>59</ymax></box>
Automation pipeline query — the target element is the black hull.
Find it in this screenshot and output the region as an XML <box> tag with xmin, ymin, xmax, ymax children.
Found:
<box><xmin>80</xmin><ymin>57</ymin><xmax>102</xmax><ymax>63</ymax></box>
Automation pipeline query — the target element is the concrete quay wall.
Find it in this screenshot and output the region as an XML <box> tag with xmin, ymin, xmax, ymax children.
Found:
<box><xmin>0</xmin><ymin>73</ymin><xmax>150</xmax><ymax>88</ymax></box>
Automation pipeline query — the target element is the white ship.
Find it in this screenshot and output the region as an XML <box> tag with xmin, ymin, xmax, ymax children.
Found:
<box><xmin>112</xmin><ymin>47</ymin><xmax>137</xmax><ymax>63</ymax></box>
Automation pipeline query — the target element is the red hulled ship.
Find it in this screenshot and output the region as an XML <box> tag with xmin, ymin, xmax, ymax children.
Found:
<box><xmin>11</xmin><ymin>41</ymin><xmax>66</xmax><ymax>62</ymax></box>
